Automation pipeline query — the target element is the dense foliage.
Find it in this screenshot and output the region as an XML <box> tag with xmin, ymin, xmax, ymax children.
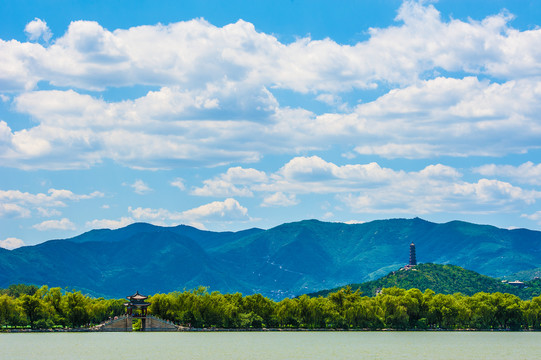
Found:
<box><xmin>0</xmin><ymin>285</ymin><xmax>125</xmax><ymax>329</ymax></box>
<box><xmin>310</xmin><ymin>264</ymin><xmax>541</xmax><ymax>299</ymax></box>
<box><xmin>2</xmin><ymin>284</ymin><xmax>541</xmax><ymax>331</ymax></box>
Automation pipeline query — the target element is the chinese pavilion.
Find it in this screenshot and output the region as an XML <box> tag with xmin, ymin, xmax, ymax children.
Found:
<box><xmin>124</xmin><ymin>291</ymin><xmax>151</xmax><ymax>330</ymax></box>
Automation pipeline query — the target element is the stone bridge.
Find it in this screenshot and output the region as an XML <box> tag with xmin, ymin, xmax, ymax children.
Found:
<box><xmin>95</xmin><ymin>315</ymin><xmax>180</xmax><ymax>332</ymax></box>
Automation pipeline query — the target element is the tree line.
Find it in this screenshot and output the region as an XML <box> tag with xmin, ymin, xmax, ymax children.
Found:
<box><xmin>1</xmin><ymin>284</ymin><xmax>541</xmax><ymax>330</ymax></box>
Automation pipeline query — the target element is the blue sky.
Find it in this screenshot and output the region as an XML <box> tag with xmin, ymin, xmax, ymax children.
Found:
<box><xmin>2</xmin><ymin>0</ymin><xmax>541</xmax><ymax>248</ymax></box>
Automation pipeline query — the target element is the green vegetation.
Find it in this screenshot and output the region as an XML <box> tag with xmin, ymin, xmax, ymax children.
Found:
<box><xmin>2</xmin><ymin>283</ymin><xmax>541</xmax><ymax>331</ymax></box>
<box><xmin>0</xmin><ymin>284</ymin><xmax>125</xmax><ymax>330</ymax></box>
<box><xmin>310</xmin><ymin>264</ymin><xmax>541</xmax><ymax>299</ymax></box>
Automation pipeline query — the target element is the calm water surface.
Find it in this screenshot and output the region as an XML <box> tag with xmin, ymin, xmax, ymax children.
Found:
<box><xmin>1</xmin><ymin>331</ymin><xmax>539</xmax><ymax>359</ymax></box>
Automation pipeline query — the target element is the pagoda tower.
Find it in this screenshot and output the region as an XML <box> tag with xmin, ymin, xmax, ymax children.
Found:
<box><xmin>409</xmin><ymin>242</ymin><xmax>417</xmax><ymax>266</ymax></box>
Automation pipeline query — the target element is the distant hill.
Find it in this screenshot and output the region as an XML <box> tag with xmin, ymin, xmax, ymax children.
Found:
<box><xmin>308</xmin><ymin>263</ymin><xmax>541</xmax><ymax>299</ymax></box>
<box><xmin>1</xmin><ymin>218</ymin><xmax>541</xmax><ymax>299</ymax></box>
<box><xmin>503</xmin><ymin>267</ymin><xmax>541</xmax><ymax>282</ymax></box>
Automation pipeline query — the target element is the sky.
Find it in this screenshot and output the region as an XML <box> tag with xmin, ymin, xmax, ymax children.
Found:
<box><xmin>2</xmin><ymin>0</ymin><xmax>541</xmax><ymax>249</ymax></box>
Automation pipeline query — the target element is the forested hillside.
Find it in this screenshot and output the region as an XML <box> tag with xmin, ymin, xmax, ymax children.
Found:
<box><xmin>308</xmin><ymin>264</ymin><xmax>541</xmax><ymax>299</ymax></box>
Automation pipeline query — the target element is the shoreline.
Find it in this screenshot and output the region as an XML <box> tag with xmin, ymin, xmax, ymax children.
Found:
<box><xmin>2</xmin><ymin>327</ymin><xmax>539</xmax><ymax>333</ymax></box>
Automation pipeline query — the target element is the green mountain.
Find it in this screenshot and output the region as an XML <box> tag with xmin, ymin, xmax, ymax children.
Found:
<box><xmin>308</xmin><ymin>263</ymin><xmax>541</xmax><ymax>299</ymax></box>
<box><xmin>1</xmin><ymin>218</ymin><xmax>540</xmax><ymax>299</ymax></box>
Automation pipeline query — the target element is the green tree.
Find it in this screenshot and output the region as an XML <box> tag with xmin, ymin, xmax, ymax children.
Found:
<box><xmin>63</xmin><ymin>291</ymin><xmax>90</xmax><ymax>328</ymax></box>
<box><xmin>20</xmin><ymin>294</ymin><xmax>44</xmax><ymax>329</ymax></box>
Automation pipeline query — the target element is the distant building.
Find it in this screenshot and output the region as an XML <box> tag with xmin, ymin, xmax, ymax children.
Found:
<box><xmin>508</xmin><ymin>280</ymin><xmax>526</xmax><ymax>288</ymax></box>
<box><xmin>409</xmin><ymin>242</ymin><xmax>417</xmax><ymax>266</ymax></box>
<box><xmin>404</xmin><ymin>242</ymin><xmax>417</xmax><ymax>270</ymax></box>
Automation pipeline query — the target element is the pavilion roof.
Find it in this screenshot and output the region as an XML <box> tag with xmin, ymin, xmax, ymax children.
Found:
<box><xmin>127</xmin><ymin>291</ymin><xmax>148</xmax><ymax>301</ymax></box>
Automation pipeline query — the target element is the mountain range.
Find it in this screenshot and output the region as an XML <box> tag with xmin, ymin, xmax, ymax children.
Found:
<box><xmin>1</xmin><ymin>218</ymin><xmax>540</xmax><ymax>299</ymax></box>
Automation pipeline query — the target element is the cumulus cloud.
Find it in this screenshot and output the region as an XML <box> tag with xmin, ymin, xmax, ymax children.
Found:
<box><xmin>0</xmin><ymin>203</ymin><xmax>31</xmax><ymax>218</ymax></box>
<box><xmin>72</xmin><ymin>152</ymin><xmax>541</xmax><ymax>231</ymax></box>
<box><xmin>192</xmin><ymin>167</ymin><xmax>267</xmax><ymax>197</ymax></box>
<box><xmin>0</xmin><ymin>188</ymin><xmax>102</xmax><ymax>206</ymax></box>
<box><xmin>0</xmin><ymin>188</ymin><xmax>102</xmax><ymax>219</ymax></box>
<box><xmin>85</xmin><ymin>217</ymin><xmax>134</xmax><ymax>230</ymax></box>
<box><xmin>128</xmin><ymin>198</ymin><xmax>250</xmax><ymax>225</ymax></box>
<box><xmin>182</xmin><ymin>198</ymin><xmax>249</xmax><ymax>222</ymax></box>
<box><xmin>340</xmin><ymin>177</ymin><xmax>541</xmax><ymax>215</ymax></box>
<box><xmin>32</xmin><ymin>218</ymin><xmax>76</xmax><ymax>231</ymax></box>
<box><xmin>8</xmin><ymin>75</ymin><xmax>539</xmax><ymax>170</ymax></box>
<box><xmin>191</xmin><ymin>179</ymin><xmax>253</xmax><ymax>197</ymax></box>
<box><xmin>128</xmin><ymin>179</ymin><xmax>153</xmax><ymax>194</ymax></box>
<box><xmin>260</xmin><ymin>156</ymin><xmax>408</xmax><ymax>193</ymax></box>
<box><xmin>194</xmin><ymin>156</ymin><xmax>539</xmax><ymax>215</ymax></box>
<box><xmin>4</xmin><ymin>86</ymin><xmax>268</xmax><ymax>169</ymax></box>
<box><xmin>351</xmin><ymin>77</ymin><xmax>541</xmax><ymax>158</ymax></box>
<box><xmin>261</xmin><ymin>192</ymin><xmax>298</xmax><ymax>207</ymax></box>
<box><xmin>36</xmin><ymin>207</ymin><xmax>62</xmax><ymax>217</ymax></box>
<box><xmin>475</xmin><ymin>162</ymin><xmax>541</xmax><ymax>185</ymax></box>
<box><xmin>522</xmin><ymin>211</ymin><xmax>541</xmax><ymax>223</ymax></box>
<box><xmin>0</xmin><ymin>237</ymin><xmax>25</xmax><ymax>250</ymax></box>
<box><xmin>1</xmin><ymin>2</ymin><xmax>539</xmax><ymax>92</ymax></box>
<box><xmin>1</xmin><ymin>3</ymin><xmax>541</xmax><ymax>168</ymax></box>
<box><xmin>24</xmin><ymin>18</ymin><xmax>52</xmax><ymax>42</ymax></box>
<box><xmin>170</xmin><ymin>178</ymin><xmax>185</xmax><ymax>191</ymax></box>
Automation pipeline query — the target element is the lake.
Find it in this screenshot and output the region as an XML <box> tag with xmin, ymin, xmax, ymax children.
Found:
<box><xmin>1</xmin><ymin>331</ymin><xmax>539</xmax><ymax>359</ymax></box>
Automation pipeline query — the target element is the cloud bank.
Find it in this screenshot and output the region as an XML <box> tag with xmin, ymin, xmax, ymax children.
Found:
<box><xmin>0</xmin><ymin>2</ymin><xmax>540</xmax><ymax>170</ymax></box>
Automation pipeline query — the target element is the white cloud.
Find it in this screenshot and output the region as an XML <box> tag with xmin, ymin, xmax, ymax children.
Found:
<box><xmin>0</xmin><ymin>188</ymin><xmax>102</xmax><ymax>219</ymax></box>
<box><xmin>191</xmin><ymin>156</ymin><xmax>539</xmax><ymax>216</ymax></box>
<box><xmin>85</xmin><ymin>217</ymin><xmax>134</xmax><ymax>230</ymax></box>
<box><xmin>221</xmin><ymin>167</ymin><xmax>268</xmax><ymax>184</ymax></box>
<box><xmin>475</xmin><ymin>162</ymin><xmax>541</xmax><ymax>185</ymax></box>
<box><xmin>129</xmin><ymin>206</ymin><xmax>179</xmax><ymax>224</ymax></box>
<box><xmin>191</xmin><ymin>167</ymin><xmax>267</xmax><ymax>197</ymax></box>
<box><xmin>265</xmin><ymin>156</ymin><xmax>406</xmax><ymax>192</ymax></box>
<box><xmin>32</xmin><ymin>218</ymin><xmax>76</xmax><ymax>231</ymax></box>
<box><xmin>1</xmin><ymin>4</ymin><xmax>541</xmax><ymax>169</ymax></box>
<box><xmin>340</xmin><ymin>177</ymin><xmax>541</xmax><ymax>216</ymax></box>
<box><xmin>191</xmin><ymin>179</ymin><xmax>253</xmax><ymax>197</ymax></box>
<box><xmin>128</xmin><ymin>198</ymin><xmax>250</xmax><ymax>225</ymax></box>
<box><xmin>4</xmin><ymin>86</ymin><xmax>268</xmax><ymax>169</ymax></box>
<box><xmin>2</xmin><ymin>3</ymin><xmax>540</xmax><ymax>93</ymax></box>
<box><xmin>24</xmin><ymin>18</ymin><xmax>52</xmax><ymax>42</ymax></box>
<box><xmin>36</xmin><ymin>207</ymin><xmax>62</xmax><ymax>217</ymax></box>
<box><xmin>182</xmin><ymin>198</ymin><xmax>249</xmax><ymax>222</ymax></box>
<box><xmin>261</xmin><ymin>192</ymin><xmax>298</xmax><ymax>207</ymax></box>
<box><xmin>0</xmin><ymin>203</ymin><xmax>31</xmax><ymax>218</ymax></box>
<box><xmin>170</xmin><ymin>178</ymin><xmax>185</xmax><ymax>191</ymax></box>
<box><xmin>0</xmin><ymin>188</ymin><xmax>102</xmax><ymax>207</ymax></box>
<box><xmin>344</xmin><ymin>220</ymin><xmax>365</xmax><ymax>225</ymax></box>
<box><xmin>522</xmin><ymin>211</ymin><xmax>541</xmax><ymax>223</ymax></box>
<box><xmin>0</xmin><ymin>237</ymin><xmax>25</xmax><ymax>250</ymax></box>
<box><xmin>129</xmin><ymin>179</ymin><xmax>153</xmax><ymax>194</ymax></box>
<box><xmin>350</xmin><ymin>76</ymin><xmax>541</xmax><ymax>159</ymax></box>
<box><xmin>453</xmin><ymin>179</ymin><xmax>539</xmax><ymax>206</ymax></box>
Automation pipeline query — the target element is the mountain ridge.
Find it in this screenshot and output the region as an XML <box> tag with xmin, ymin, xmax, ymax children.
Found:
<box><xmin>1</xmin><ymin>218</ymin><xmax>540</xmax><ymax>299</ymax></box>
